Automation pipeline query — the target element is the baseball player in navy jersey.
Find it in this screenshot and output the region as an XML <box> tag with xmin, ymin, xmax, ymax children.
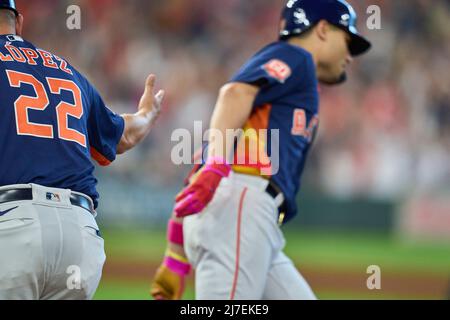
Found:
<box><xmin>152</xmin><ymin>0</ymin><xmax>371</xmax><ymax>300</ymax></box>
<box><xmin>0</xmin><ymin>1</ymin><xmax>164</xmax><ymax>300</ymax></box>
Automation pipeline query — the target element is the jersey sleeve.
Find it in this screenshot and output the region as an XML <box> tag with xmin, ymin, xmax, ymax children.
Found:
<box><xmin>229</xmin><ymin>43</ymin><xmax>306</xmax><ymax>106</ymax></box>
<box><xmin>86</xmin><ymin>84</ymin><xmax>125</xmax><ymax>166</ymax></box>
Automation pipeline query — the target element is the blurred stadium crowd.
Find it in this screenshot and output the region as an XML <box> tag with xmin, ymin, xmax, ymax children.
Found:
<box><xmin>19</xmin><ymin>0</ymin><xmax>450</xmax><ymax>203</ymax></box>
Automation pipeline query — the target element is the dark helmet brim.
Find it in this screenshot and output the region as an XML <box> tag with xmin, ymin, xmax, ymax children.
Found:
<box><xmin>347</xmin><ymin>29</ymin><xmax>372</xmax><ymax>56</ymax></box>
<box><xmin>333</xmin><ymin>24</ymin><xmax>372</xmax><ymax>56</ymax></box>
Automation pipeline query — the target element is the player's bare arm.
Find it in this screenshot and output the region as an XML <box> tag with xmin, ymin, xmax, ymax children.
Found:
<box><xmin>167</xmin><ymin>216</ymin><xmax>185</xmax><ymax>256</ymax></box>
<box><xmin>117</xmin><ymin>74</ymin><xmax>164</xmax><ymax>154</ymax></box>
<box><xmin>207</xmin><ymin>82</ymin><xmax>259</xmax><ymax>159</ymax></box>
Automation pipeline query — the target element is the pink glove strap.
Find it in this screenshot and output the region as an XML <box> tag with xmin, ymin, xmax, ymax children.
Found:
<box><xmin>164</xmin><ymin>256</ymin><xmax>191</xmax><ymax>276</ymax></box>
<box><xmin>202</xmin><ymin>166</ymin><xmax>231</xmax><ymax>177</ymax></box>
<box><xmin>203</xmin><ymin>156</ymin><xmax>231</xmax><ymax>177</ymax></box>
<box><xmin>167</xmin><ymin>219</ymin><xmax>184</xmax><ymax>246</ymax></box>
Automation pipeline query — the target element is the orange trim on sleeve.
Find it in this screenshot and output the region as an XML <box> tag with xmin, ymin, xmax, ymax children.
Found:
<box><xmin>90</xmin><ymin>147</ymin><xmax>112</xmax><ymax>166</ymax></box>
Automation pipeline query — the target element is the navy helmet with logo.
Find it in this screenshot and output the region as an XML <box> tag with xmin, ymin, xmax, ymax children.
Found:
<box><xmin>0</xmin><ymin>0</ymin><xmax>18</xmax><ymax>16</ymax></box>
<box><xmin>280</xmin><ymin>0</ymin><xmax>371</xmax><ymax>56</ymax></box>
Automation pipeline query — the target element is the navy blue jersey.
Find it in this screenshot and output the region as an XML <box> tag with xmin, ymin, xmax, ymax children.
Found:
<box><xmin>230</xmin><ymin>41</ymin><xmax>319</xmax><ymax>222</ymax></box>
<box><xmin>0</xmin><ymin>35</ymin><xmax>124</xmax><ymax>208</ymax></box>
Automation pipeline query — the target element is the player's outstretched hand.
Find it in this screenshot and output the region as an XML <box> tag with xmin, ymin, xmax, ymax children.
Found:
<box><xmin>117</xmin><ymin>74</ymin><xmax>165</xmax><ymax>154</ymax></box>
<box><xmin>174</xmin><ymin>161</ymin><xmax>231</xmax><ymax>218</ymax></box>
<box><xmin>138</xmin><ymin>74</ymin><xmax>164</xmax><ymax>122</ymax></box>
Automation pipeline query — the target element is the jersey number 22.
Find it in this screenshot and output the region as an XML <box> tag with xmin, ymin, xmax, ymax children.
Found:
<box><xmin>6</xmin><ymin>70</ymin><xmax>87</xmax><ymax>147</ymax></box>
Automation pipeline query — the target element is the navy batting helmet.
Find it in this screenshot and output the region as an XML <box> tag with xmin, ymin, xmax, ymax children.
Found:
<box><xmin>280</xmin><ymin>0</ymin><xmax>371</xmax><ymax>56</ymax></box>
<box><xmin>0</xmin><ymin>0</ymin><xmax>18</xmax><ymax>16</ymax></box>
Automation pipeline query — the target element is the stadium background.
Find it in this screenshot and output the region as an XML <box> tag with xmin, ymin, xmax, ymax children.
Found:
<box><xmin>18</xmin><ymin>0</ymin><xmax>450</xmax><ymax>299</ymax></box>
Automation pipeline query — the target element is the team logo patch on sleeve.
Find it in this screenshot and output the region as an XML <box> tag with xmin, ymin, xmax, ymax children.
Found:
<box><xmin>262</xmin><ymin>59</ymin><xmax>292</xmax><ymax>83</ymax></box>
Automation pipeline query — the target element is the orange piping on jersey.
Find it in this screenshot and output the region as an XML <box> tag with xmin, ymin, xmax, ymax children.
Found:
<box><xmin>90</xmin><ymin>147</ymin><xmax>111</xmax><ymax>166</ymax></box>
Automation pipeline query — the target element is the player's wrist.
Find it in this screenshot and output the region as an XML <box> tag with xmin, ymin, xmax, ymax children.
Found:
<box><xmin>203</xmin><ymin>156</ymin><xmax>232</xmax><ymax>177</ymax></box>
<box><xmin>163</xmin><ymin>249</ymin><xmax>191</xmax><ymax>276</ymax></box>
<box><xmin>165</xmin><ymin>219</ymin><xmax>190</xmax><ymax>276</ymax></box>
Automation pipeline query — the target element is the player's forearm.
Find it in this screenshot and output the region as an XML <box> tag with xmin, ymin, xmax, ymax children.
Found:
<box><xmin>162</xmin><ymin>214</ymin><xmax>188</xmax><ymax>263</ymax></box>
<box><xmin>167</xmin><ymin>215</ymin><xmax>187</xmax><ymax>257</ymax></box>
<box><xmin>117</xmin><ymin>111</ymin><xmax>158</xmax><ymax>154</ymax></box>
<box><xmin>207</xmin><ymin>83</ymin><xmax>259</xmax><ymax>161</ymax></box>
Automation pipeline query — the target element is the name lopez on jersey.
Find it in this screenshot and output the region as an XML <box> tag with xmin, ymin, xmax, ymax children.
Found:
<box><xmin>0</xmin><ymin>41</ymin><xmax>72</xmax><ymax>75</ymax></box>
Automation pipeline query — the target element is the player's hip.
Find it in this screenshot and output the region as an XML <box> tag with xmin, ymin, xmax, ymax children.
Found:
<box><xmin>183</xmin><ymin>173</ymin><xmax>286</xmax><ymax>263</ymax></box>
<box><xmin>184</xmin><ymin>172</ymin><xmax>282</xmax><ymax>225</ymax></box>
<box><xmin>0</xmin><ymin>183</ymin><xmax>96</xmax><ymax>217</ymax></box>
<box><xmin>0</xmin><ymin>183</ymin><xmax>102</xmax><ymax>248</ymax></box>
<box><xmin>232</xmin><ymin>173</ymin><xmax>288</xmax><ymax>225</ymax></box>
<box><xmin>0</xmin><ymin>184</ymin><xmax>105</xmax><ymax>300</ymax></box>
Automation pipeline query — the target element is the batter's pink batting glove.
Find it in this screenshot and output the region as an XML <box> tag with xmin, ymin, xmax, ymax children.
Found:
<box><xmin>175</xmin><ymin>158</ymin><xmax>231</xmax><ymax>218</ymax></box>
